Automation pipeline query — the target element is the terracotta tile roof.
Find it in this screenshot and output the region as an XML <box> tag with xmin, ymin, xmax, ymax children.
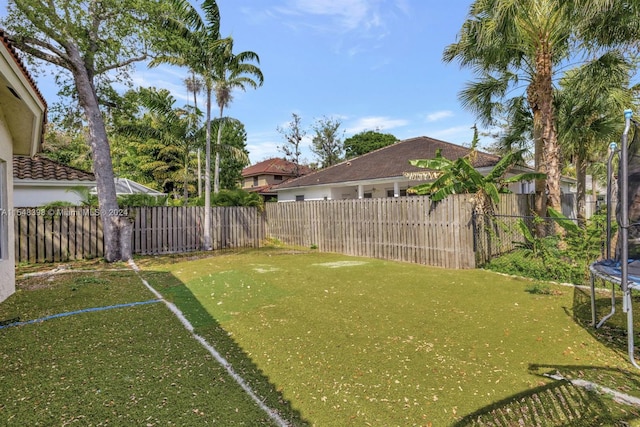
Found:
<box><xmin>274</xmin><ymin>136</ymin><xmax>500</xmax><ymax>189</ymax></box>
<box><xmin>245</xmin><ymin>184</ymin><xmax>274</xmax><ymax>194</ymax></box>
<box><xmin>242</xmin><ymin>157</ymin><xmax>313</xmax><ymax>178</ymax></box>
<box><xmin>13</xmin><ymin>156</ymin><xmax>95</xmax><ymax>181</ymax></box>
<box><xmin>0</xmin><ymin>29</ymin><xmax>47</xmax><ymax>111</ymax></box>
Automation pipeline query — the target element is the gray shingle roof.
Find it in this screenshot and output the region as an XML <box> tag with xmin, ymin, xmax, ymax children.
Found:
<box><xmin>274</xmin><ymin>136</ymin><xmax>500</xmax><ymax>189</ymax></box>
<box><xmin>13</xmin><ymin>156</ymin><xmax>95</xmax><ymax>181</ymax></box>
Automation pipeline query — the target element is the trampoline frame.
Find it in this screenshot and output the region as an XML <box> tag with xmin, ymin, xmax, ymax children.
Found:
<box><xmin>590</xmin><ymin>109</ymin><xmax>640</xmax><ymax>369</ymax></box>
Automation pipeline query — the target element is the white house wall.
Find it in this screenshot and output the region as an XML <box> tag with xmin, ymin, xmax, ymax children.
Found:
<box><xmin>0</xmin><ymin>36</ymin><xmax>46</xmax><ymax>303</ymax></box>
<box><xmin>278</xmin><ymin>185</ymin><xmax>333</xmax><ymax>201</ymax></box>
<box><xmin>0</xmin><ymin>110</ymin><xmax>15</xmax><ymax>302</ymax></box>
<box><xmin>278</xmin><ymin>178</ymin><xmax>428</xmax><ymax>202</ymax></box>
<box><xmin>14</xmin><ymin>182</ymin><xmax>94</xmax><ymax>207</ymax></box>
<box><xmin>278</xmin><ymin>176</ymin><xmax>576</xmax><ymax>203</ymax></box>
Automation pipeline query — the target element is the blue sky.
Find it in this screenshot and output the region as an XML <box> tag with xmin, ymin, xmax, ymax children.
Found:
<box><xmin>5</xmin><ymin>0</ymin><xmax>485</xmax><ymax>164</ymax></box>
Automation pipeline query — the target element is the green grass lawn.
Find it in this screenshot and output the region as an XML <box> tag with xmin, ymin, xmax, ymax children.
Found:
<box><xmin>4</xmin><ymin>250</ymin><xmax>640</xmax><ymax>426</ymax></box>
<box><xmin>0</xmin><ymin>265</ymin><xmax>295</xmax><ymax>426</ymax></box>
<box><xmin>138</xmin><ymin>249</ymin><xmax>640</xmax><ymax>426</ymax></box>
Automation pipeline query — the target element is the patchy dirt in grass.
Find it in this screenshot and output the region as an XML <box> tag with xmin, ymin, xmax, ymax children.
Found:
<box><xmin>252</xmin><ymin>265</ymin><xmax>280</xmax><ymax>273</ymax></box>
<box><xmin>311</xmin><ymin>260</ymin><xmax>368</xmax><ymax>268</ymax></box>
<box><xmin>17</xmin><ymin>272</ymin><xmax>113</xmax><ymax>291</ymax></box>
<box><xmin>16</xmin><ymin>258</ymin><xmax>124</xmax><ymax>276</ymax></box>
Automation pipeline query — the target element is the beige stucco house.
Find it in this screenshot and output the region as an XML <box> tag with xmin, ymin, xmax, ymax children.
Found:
<box><xmin>241</xmin><ymin>158</ymin><xmax>313</xmax><ymax>201</ymax></box>
<box><xmin>0</xmin><ymin>31</ymin><xmax>46</xmax><ymax>302</ymax></box>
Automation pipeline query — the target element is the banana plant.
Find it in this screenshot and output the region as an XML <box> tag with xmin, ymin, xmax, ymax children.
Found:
<box><xmin>408</xmin><ymin>147</ymin><xmax>544</xmax><ymax>214</ymax></box>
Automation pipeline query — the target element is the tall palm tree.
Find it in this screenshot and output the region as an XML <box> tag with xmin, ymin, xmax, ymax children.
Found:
<box><xmin>184</xmin><ymin>71</ymin><xmax>203</xmax><ymax>111</ymax></box>
<box><xmin>184</xmin><ymin>71</ymin><xmax>204</xmax><ymax>197</ymax></box>
<box><xmin>211</xmin><ymin>38</ymin><xmax>263</xmax><ymax>193</ymax></box>
<box><xmin>444</xmin><ymin>0</ymin><xmax>640</xmax><ymax>225</ymax></box>
<box><xmin>118</xmin><ymin>88</ymin><xmax>202</xmax><ymax>202</ymax></box>
<box><xmin>556</xmin><ymin>51</ymin><xmax>634</xmax><ymax>221</ymax></box>
<box><xmin>443</xmin><ymin>0</ymin><xmax>572</xmax><ymax>221</ymax></box>
<box><xmin>150</xmin><ymin>0</ymin><xmax>226</xmax><ymax>250</ymax></box>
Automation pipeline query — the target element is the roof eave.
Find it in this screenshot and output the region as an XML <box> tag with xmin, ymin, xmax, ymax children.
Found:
<box><xmin>0</xmin><ymin>32</ymin><xmax>46</xmax><ymax>156</ymax></box>
<box><xmin>14</xmin><ymin>178</ymin><xmax>97</xmax><ymax>187</ymax></box>
<box><xmin>273</xmin><ymin>175</ymin><xmax>417</xmax><ymax>192</ymax></box>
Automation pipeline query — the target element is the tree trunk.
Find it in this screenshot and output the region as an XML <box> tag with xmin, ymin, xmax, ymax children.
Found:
<box><xmin>183</xmin><ymin>168</ymin><xmax>189</xmax><ymax>202</ymax></box>
<box><xmin>537</xmin><ymin>43</ymin><xmax>562</xmax><ymax>219</ymax></box>
<box><xmin>529</xmin><ymin>86</ymin><xmax>548</xmax><ymax>236</ymax></box>
<box><xmin>197</xmin><ymin>148</ymin><xmax>202</xmax><ymax>198</ymax></box>
<box><xmin>69</xmin><ymin>47</ymin><xmax>131</xmax><ymax>262</ymax></box>
<box><xmin>203</xmin><ymin>86</ymin><xmax>213</xmax><ymax>250</ymax></box>
<box><xmin>214</xmin><ymin>106</ymin><xmax>224</xmax><ymax>194</ymax></box>
<box><xmin>576</xmin><ymin>153</ymin><xmax>587</xmax><ymax>223</ymax></box>
<box><xmin>529</xmin><ymin>40</ymin><xmax>562</xmax><ymax>236</ymax></box>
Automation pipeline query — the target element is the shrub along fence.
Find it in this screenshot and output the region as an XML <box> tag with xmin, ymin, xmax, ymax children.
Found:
<box><xmin>14</xmin><ymin>193</ymin><xmax>584</xmax><ymax>267</ymax></box>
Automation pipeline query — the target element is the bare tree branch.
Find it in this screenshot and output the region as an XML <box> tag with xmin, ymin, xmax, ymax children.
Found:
<box><xmin>96</xmin><ymin>53</ymin><xmax>148</xmax><ymax>74</ymax></box>
<box><xmin>7</xmin><ymin>34</ymin><xmax>70</xmax><ymax>69</ymax></box>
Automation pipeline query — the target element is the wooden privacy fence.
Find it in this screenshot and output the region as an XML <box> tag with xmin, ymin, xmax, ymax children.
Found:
<box><xmin>265</xmin><ymin>195</ymin><xmax>477</xmax><ymax>269</ymax></box>
<box><xmin>14</xmin><ymin>207</ymin><xmax>104</xmax><ymax>264</ymax></box>
<box><xmin>13</xmin><ymin>206</ymin><xmax>265</xmax><ymax>263</ymax></box>
<box><xmin>266</xmin><ymin>193</ymin><xmax>582</xmax><ymax>269</ymax></box>
<box><xmin>130</xmin><ymin>206</ymin><xmax>264</xmax><ymax>255</ymax></box>
<box><xmin>14</xmin><ymin>193</ymin><xmax>582</xmax><ymax>267</ymax></box>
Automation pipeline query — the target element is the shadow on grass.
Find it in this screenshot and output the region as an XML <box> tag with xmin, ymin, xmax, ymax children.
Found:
<box><xmin>453</xmin><ymin>363</ymin><xmax>640</xmax><ymax>426</ymax></box>
<box><xmin>140</xmin><ymin>269</ymin><xmax>310</xmax><ymax>427</ymax></box>
<box><xmin>453</xmin><ymin>285</ymin><xmax>640</xmax><ymax>426</ymax></box>
<box><xmin>571</xmin><ymin>283</ymin><xmax>640</xmax><ymax>367</ymax></box>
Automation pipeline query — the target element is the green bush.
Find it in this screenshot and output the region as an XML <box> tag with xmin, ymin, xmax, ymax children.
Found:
<box><xmin>191</xmin><ymin>189</ymin><xmax>264</xmax><ymax>211</ymax></box>
<box><xmin>485</xmin><ymin>247</ymin><xmax>584</xmax><ymax>284</ymax></box>
<box><xmin>485</xmin><ymin>211</ymin><xmax>609</xmax><ymax>285</ymax></box>
<box><xmin>117</xmin><ymin>193</ymin><xmax>169</xmax><ymax>207</ymax></box>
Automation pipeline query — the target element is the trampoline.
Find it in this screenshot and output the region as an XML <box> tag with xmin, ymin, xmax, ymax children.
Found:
<box><xmin>590</xmin><ymin>109</ymin><xmax>640</xmax><ymax>369</ymax></box>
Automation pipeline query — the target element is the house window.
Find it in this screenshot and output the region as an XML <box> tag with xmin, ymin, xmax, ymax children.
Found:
<box><xmin>274</xmin><ymin>175</ymin><xmax>283</xmax><ymax>181</ymax></box>
<box><xmin>295</xmin><ymin>195</ymin><xmax>305</xmax><ymax>202</ymax></box>
<box><xmin>253</xmin><ymin>176</ymin><xmax>258</xmax><ymax>187</ymax></box>
<box><xmin>364</xmin><ymin>192</ymin><xmax>372</xmax><ymax>199</ymax></box>
<box><xmin>387</xmin><ymin>189</ymin><xmax>408</xmax><ymax>197</ymax></box>
<box><xmin>0</xmin><ymin>160</ymin><xmax>7</xmax><ymax>260</ymax></box>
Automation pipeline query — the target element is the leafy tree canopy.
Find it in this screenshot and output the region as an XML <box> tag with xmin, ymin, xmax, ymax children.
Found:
<box><xmin>1</xmin><ymin>0</ymin><xmax>175</xmax><ymax>261</ymax></box>
<box><xmin>3</xmin><ymin>0</ymin><xmax>168</xmax><ymax>110</ymax></box>
<box><xmin>344</xmin><ymin>130</ymin><xmax>397</xmax><ymax>159</ymax></box>
<box><xmin>113</xmin><ymin>87</ymin><xmax>203</xmax><ymax>200</ymax></box>
<box><xmin>311</xmin><ymin>116</ymin><xmax>344</xmax><ymax>168</ymax></box>
<box><xmin>41</xmin><ymin>127</ymin><xmax>93</xmax><ymax>173</ymax></box>
<box><xmin>214</xmin><ymin>118</ymin><xmax>250</xmax><ymax>190</ymax></box>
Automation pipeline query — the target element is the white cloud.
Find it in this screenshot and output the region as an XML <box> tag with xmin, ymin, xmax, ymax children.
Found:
<box><xmin>429</xmin><ymin>125</ymin><xmax>474</xmax><ymax>142</ymax></box>
<box><xmin>393</xmin><ymin>0</ymin><xmax>410</xmax><ymax>15</ymax></box>
<box><xmin>426</xmin><ymin>110</ymin><xmax>454</xmax><ymax>122</ymax></box>
<box><xmin>246</xmin><ymin>130</ymin><xmax>315</xmax><ymax>164</ymax></box>
<box><xmin>345</xmin><ymin>116</ymin><xmax>409</xmax><ymax>134</ymax></box>
<box><xmin>271</xmin><ymin>0</ymin><xmax>408</xmax><ymax>37</ymax></box>
<box><xmin>247</xmin><ymin>135</ymin><xmax>281</xmax><ymax>163</ymax></box>
<box><xmin>281</xmin><ymin>0</ymin><xmax>371</xmax><ymax>31</ymax></box>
